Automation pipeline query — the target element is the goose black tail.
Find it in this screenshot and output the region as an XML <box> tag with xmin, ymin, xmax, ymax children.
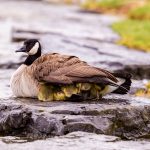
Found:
<box><xmin>112</xmin><ymin>72</ymin><xmax>132</xmax><ymax>94</ymax></box>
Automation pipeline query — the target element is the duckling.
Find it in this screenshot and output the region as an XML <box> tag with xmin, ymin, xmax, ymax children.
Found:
<box><xmin>10</xmin><ymin>39</ymin><xmax>132</xmax><ymax>101</ymax></box>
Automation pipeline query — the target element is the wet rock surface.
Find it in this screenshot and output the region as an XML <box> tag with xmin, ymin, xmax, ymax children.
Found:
<box><xmin>1</xmin><ymin>0</ymin><xmax>150</xmax><ymax>149</ymax></box>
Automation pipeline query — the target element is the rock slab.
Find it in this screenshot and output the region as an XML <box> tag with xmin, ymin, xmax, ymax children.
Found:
<box><xmin>0</xmin><ymin>95</ymin><xmax>150</xmax><ymax>140</ymax></box>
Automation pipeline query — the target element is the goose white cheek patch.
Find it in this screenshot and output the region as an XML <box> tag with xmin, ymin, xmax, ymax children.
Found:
<box><xmin>28</xmin><ymin>42</ymin><xmax>39</xmax><ymax>55</ymax></box>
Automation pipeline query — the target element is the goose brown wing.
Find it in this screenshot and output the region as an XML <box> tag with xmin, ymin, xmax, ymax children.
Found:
<box><xmin>32</xmin><ymin>53</ymin><xmax>118</xmax><ymax>85</ymax></box>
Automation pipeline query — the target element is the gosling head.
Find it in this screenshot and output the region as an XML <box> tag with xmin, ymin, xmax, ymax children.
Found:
<box><xmin>16</xmin><ymin>39</ymin><xmax>42</xmax><ymax>66</ymax></box>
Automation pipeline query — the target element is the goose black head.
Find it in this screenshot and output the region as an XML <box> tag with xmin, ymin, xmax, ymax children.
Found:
<box><xmin>16</xmin><ymin>39</ymin><xmax>41</xmax><ymax>55</ymax></box>
<box><xmin>16</xmin><ymin>39</ymin><xmax>42</xmax><ymax>66</ymax></box>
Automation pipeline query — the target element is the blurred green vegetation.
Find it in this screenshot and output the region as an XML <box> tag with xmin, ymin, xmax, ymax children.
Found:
<box><xmin>96</xmin><ymin>0</ymin><xmax>126</xmax><ymax>9</ymax></box>
<box><xmin>82</xmin><ymin>0</ymin><xmax>139</xmax><ymax>13</ymax></box>
<box><xmin>136</xmin><ymin>82</ymin><xmax>150</xmax><ymax>98</ymax></box>
<box><xmin>129</xmin><ymin>4</ymin><xmax>150</xmax><ymax>20</ymax></box>
<box><xmin>82</xmin><ymin>0</ymin><xmax>150</xmax><ymax>52</ymax></box>
<box><xmin>112</xmin><ymin>19</ymin><xmax>150</xmax><ymax>51</ymax></box>
<box><xmin>82</xmin><ymin>0</ymin><xmax>126</xmax><ymax>11</ymax></box>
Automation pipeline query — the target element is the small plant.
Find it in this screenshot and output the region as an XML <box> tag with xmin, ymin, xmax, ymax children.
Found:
<box><xmin>135</xmin><ymin>82</ymin><xmax>150</xmax><ymax>97</ymax></box>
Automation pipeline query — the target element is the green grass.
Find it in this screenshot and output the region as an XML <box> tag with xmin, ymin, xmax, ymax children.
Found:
<box><xmin>82</xmin><ymin>0</ymin><xmax>123</xmax><ymax>11</ymax></box>
<box><xmin>95</xmin><ymin>0</ymin><xmax>127</xmax><ymax>9</ymax></box>
<box><xmin>82</xmin><ymin>0</ymin><xmax>134</xmax><ymax>12</ymax></box>
<box><xmin>129</xmin><ymin>4</ymin><xmax>150</xmax><ymax>20</ymax></box>
<box><xmin>112</xmin><ymin>19</ymin><xmax>150</xmax><ymax>52</ymax></box>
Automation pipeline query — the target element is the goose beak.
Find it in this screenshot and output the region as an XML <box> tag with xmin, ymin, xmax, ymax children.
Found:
<box><xmin>15</xmin><ymin>46</ymin><xmax>26</xmax><ymax>53</ymax></box>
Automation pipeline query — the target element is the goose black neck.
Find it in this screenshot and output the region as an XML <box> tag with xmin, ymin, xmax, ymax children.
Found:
<box><xmin>24</xmin><ymin>48</ymin><xmax>41</xmax><ymax>66</ymax></box>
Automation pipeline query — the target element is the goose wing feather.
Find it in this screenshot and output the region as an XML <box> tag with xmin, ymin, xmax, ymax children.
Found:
<box><xmin>30</xmin><ymin>53</ymin><xmax>118</xmax><ymax>85</ymax></box>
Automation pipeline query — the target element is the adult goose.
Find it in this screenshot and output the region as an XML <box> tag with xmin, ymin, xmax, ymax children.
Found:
<box><xmin>10</xmin><ymin>39</ymin><xmax>131</xmax><ymax>101</ymax></box>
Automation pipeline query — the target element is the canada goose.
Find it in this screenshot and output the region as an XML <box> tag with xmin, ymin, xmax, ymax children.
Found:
<box><xmin>10</xmin><ymin>39</ymin><xmax>132</xmax><ymax>101</ymax></box>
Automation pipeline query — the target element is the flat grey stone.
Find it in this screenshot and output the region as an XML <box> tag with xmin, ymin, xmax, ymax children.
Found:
<box><xmin>0</xmin><ymin>94</ymin><xmax>150</xmax><ymax>140</ymax></box>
